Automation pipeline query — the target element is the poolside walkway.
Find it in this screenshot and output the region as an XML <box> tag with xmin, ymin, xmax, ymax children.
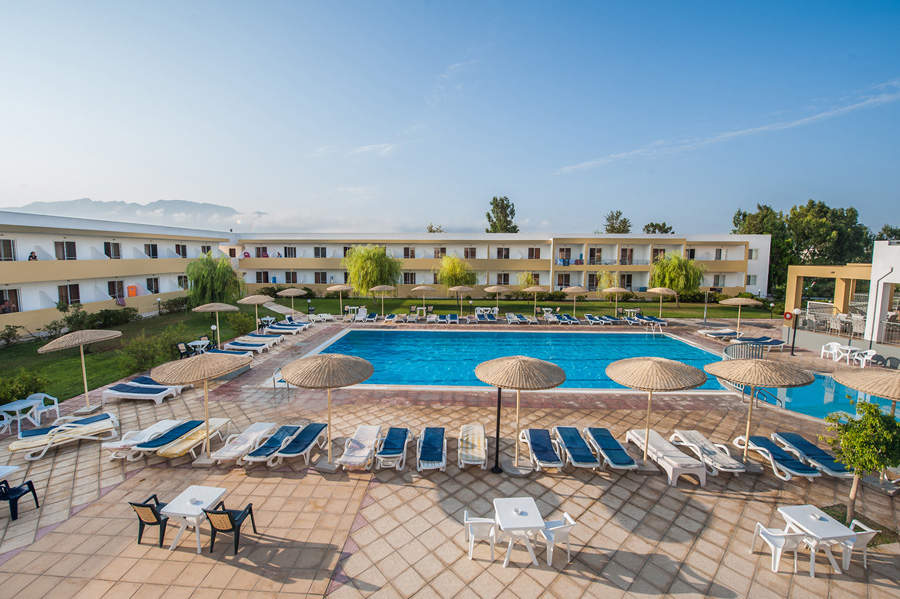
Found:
<box><xmin>0</xmin><ymin>319</ymin><xmax>897</xmax><ymax>598</ymax></box>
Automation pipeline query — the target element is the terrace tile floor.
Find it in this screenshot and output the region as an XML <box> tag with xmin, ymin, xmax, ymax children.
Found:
<box><xmin>0</xmin><ymin>319</ymin><xmax>897</xmax><ymax>598</ymax></box>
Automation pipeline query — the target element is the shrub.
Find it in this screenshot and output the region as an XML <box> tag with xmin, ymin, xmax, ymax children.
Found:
<box><xmin>62</xmin><ymin>304</ymin><xmax>91</xmax><ymax>331</ymax></box>
<box><xmin>226</xmin><ymin>312</ymin><xmax>257</xmax><ymax>336</ymax></box>
<box><xmin>1</xmin><ymin>325</ymin><xmax>23</xmax><ymax>347</ymax></box>
<box><xmin>40</xmin><ymin>320</ymin><xmax>65</xmax><ymax>339</ymax></box>
<box><xmin>160</xmin><ymin>297</ymin><xmax>189</xmax><ymax>314</ymax></box>
<box><xmin>302</xmin><ymin>286</ymin><xmax>317</xmax><ymax>299</ymax></box>
<box><xmin>88</xmin><ymin>307</ymin><xmax>141</xmax><ymax>328</ymax></box>
<box><xmin>119</xmin><ymin>333</ymin><xmax>162</xmax><ymax>373</ymax></box>
<box><xmin>256</xmin><ymin>286</ymin><xmax>278</xmax><ymax>297</ymax></box>
<box><xmin>0</xmin><ymin>369</ymin><xmax>50</xmax><ymax>403</ymax></box>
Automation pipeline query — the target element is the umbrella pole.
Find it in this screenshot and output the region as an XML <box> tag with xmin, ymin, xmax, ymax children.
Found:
<box><xmin>514</xmin><ymin>390</ymin><xmax>521</xmax><ymax>467</ymax></box>
<box><xmin>643</xmin><ymin>391</ymin><xmax>653</xmax><ymax>462</ymax></box>
<box><xmin>891</xmin><ymin>400</ymin><xmax>896</xmax><ymax>417</ymax></box>
<box><xmin>327</xmin><ymin>388</ymin><xmax>333</xmax><ymax>464</ymax></box>
<box><xmin>339</xmin><ymin>292</ymin><xmax>343</xmax><ymax>316</ymax></box>
<box><xmin>492</xmin><ymin>387</ymin><xmax>503</xmax><ymax>474</ymax></box>
<box><xmin>80</xmin><ymin>345</ymin><xmax>90</xmax><ymax>409</ymax></box>
<box><xmin>215</xmin><ymin>312</ymin><xmax>221</xmax><ymax>348</ymax></box>
<box><xmin>615</xmin><ymin>294</ymin><xmax>618</xmax><ymax>316</ymax></box>
<box><xmin>381</xmin><ymin>294</ymin><xmax>385</xmax><ymax>317</ymax></box>
<box><xmin>737</xmin><ymin>306</ymin><xmax>742</xmax><ymax>335</ymax></box>
<box><xmin>204</xmin><ymin>380</ymin><xmax>211</xmax><ymax>456</ymax></box>
<box><xmin>291</xmin><ymin>296</ymin><xmax>295</xmax><ymax>313</ymax></box>
<box><xmin>573</xmin><ymin>296</ymin><xmax>576</xmax><ymax>316</ymax></box>
<box><xmin>533</xmin><ymin>292</ymin><xmax>537</xmax><ymax>317</ymax></box>
<box><xmin>659</xmin><ymin>296</ymin><xmax>663</xmax><ymax>318</ymax></box>
<box><xmin>743</xmin><ymin>385</ymin><xmax>755</xmax><ymax>461</ymax></box>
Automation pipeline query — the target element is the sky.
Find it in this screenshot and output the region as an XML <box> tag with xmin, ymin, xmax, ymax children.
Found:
<box><xmin>1</xmin><ymin>1</ymin><xmax>898</xmax><ymax>234</ymax></box>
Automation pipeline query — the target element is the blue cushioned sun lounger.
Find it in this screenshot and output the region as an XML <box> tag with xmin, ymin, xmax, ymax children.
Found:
<box><xmin>585</xmin><ymin>314</ymin><xmax>604</xmax><ymax>325</ymax></box>
<box><xmin>584</xmin><ymin>427</ymin><xmax>638</xmax><ymax>471</ymax></box>
<box><xmin>20</xmin><ymin>413</ymin><xmax>114</xmax><ymax>439</ymax></box>
<box><xmin>207</xmin><ymin>348</ymin><xmax>253</xmax><ymax>357</ymax></box>
<box><xmin>101</xmin><ymin>383</ymin><xmax>178</xmax><ymax>406</ymax></box>
<box><xmin>515</xmin><ymin>314</ymin><xmax>528</xmax><ymax>324</ymax></box>
<box><xmin>384</xmin><ymin>314</ymin><xmax>397</xmax><ymax>323</ymax></box>
<box><xmin>448</xmin><ymin>314</ymin><xmax>459</xmax><ymax>324</ymax></box>
<box><xmin>132</xmin><ymin>420</ymin><xmax>203</xmax><ymax>452</ymax></box>
<box><xmin>771</xmin><ymin>432</ymin><xmax>852</xmax><ymax>478</ymax></box>
<box><xmin>600</xmin><ymin>315</ymin><xmax>622</xmax><ymax>324</ymax></box>
<box><xmin>520</xmin><ymin>429</ymin><xmax>564</xmax><ymax>471</ymax></box>
<box><xmin>131</xmin><ymin>376</ymin><xmax>188</xmax><ymax>390</ymax></box>
<box><xmin>375</xmin><ymin>427</ymin><xmax>411</xmax><ymax>470</ymax></box>
<box><xmin>437</xmin><ymin>315</ymin><xmax>448</xmax><ymax>324</ymax></box>
<box><xmin>553</xmin><ymin>426</ymin><xmax>601</xmax><ymax>469</ymax></box>
<box><xmin>734</xmin><ymin>435</ymin><xmax>821</xmax><ymax>481</ymax></box>
<box><xmin>267</xmin><ymin>423</ymin><xmax>328</xmax><ymax>467</ymax></box>
<box><xmin>245</xmin><ymin>333</ymin><xmax>284</xmax><ymax>340</ymax></box>
<box><xmin>476</xmin><ymin>313</ymin><xmax>487</xmax><ymax>323</ymax></box>
<box><xmin>646</xmin><ymin>316</ymin><xmax>667</xmax><ymax>325</ymax></box>
<box><xmin>417</xmin><ymin>427</ymin><xmax>446</xmax><ymax>471</ymax></box>
<box><xmin>243</xmin><ymin>425</ymin><xmax>302</xmax><ymax>464</ymax></box>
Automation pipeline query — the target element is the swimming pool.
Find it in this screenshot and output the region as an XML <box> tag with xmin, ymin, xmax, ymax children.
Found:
<box><xmin>318</xmin><ymin>330</ymin><xmax>726</xmax><ymax>390</ymax></box>
<box><xmin>758</xmin><ymin>374</ymin><xmax>895</xmax><ymax>421</ymax></box>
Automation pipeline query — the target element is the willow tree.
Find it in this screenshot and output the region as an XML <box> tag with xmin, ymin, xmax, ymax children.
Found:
<box><xmin>342</xmin><ymin>245</ymin><xmax>402</xmax><ymax>298</ymax></box>
<box><xmin>597</xmin><ymin>270</ymin><xmax>618</xmax><ymax>298</ymax></box>
<box><xmin>184</xmin><ymin>253</ymin><xmax>244</xmax><ymax>307</ymax></box>
<box><xmin>649</xmin><ymin>254</ymin><xmax>706</xmax><ymax>307</ymax></box>
<box><xmin>435</xmin><ymin>254</ymin><xmax>477</xmax><ymax>288</ymax></box>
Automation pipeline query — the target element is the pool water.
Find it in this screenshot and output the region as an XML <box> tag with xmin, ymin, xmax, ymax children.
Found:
<box><xmin>758</xmin><ymin>374</ymin><xmax>895</xmax><ymax>421</ymax></box>
<box><xmin>319</xmin><ymin>330</ymin><xmax>726</xmax><ymax>390</ymax></box>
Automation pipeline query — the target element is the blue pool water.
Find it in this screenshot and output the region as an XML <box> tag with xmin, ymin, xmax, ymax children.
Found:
<box><xmin>758</xmin><ymin>374</ymin><xmax>896</xmax><ymax>421</ymax></box>
<box><xmin>319</xmin><ymin>330</ymin><xmax>725</xmax><ymax>389</ymax></box>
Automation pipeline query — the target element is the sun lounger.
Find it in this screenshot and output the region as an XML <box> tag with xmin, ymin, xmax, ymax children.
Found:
<box><xmin>505</xmin><ymin>313</ymin><xmax>518</xmax><ymax>324</ymax></box>
<box><xmin>103</xmin><ymin>419</ymin><xmax>183</xmax><ymax>461</ymax></box>
<box><xmin>9</xmin><ymin>413</ymin><xmax>120</xmax><ymax>461</ymax></box>
<box><xmin>156</xmin><ymin>418</ymin><xmax>232</xmax><ymax>459</ymax></box>
<box><xmin>241</xmin><ymin>333</ymin><xmax>284</xmax><ymax>345</ymax></box>
<box><xmin>519</xmin><ymin>429</ymin><xmax>564</xmax><ymax>471</ymax></box>
<box><xmin>374</xmin><ymin>427</ymin><xmax>411</xmax><ymax>470</ymax></box>
<box><xmin>543</xmin><ymin>314</ymin><xmax>560</xmax><ymax>324</ymax></box>
<box><xmin>210</xmin><ymin>422</ymin><xmax>278</xmax><ymax>465</ymax></box>
<box><xmin>524</xmin><ymin>315</ymin><xmax>539</xmax><ymax>324</ymax></box>
<box><xmin>384</xmin><ymin>314</ymin><xmax>398</xmax><ymax>323</ymax></box>
<box><xmin>465</xmin><ymin>315</ymin><xmax>477</xmax><ymax>324</ymax></box>
<box><xmin>733</xmin><ymin>336</ymin><xmax>785</xmax><ymax>351</ymax></box>
<box><xmin>130</xmin><ymin>376</ymin><xmax>191</xmax><ymax>394</ymax></box>
<box><xmin>436</xmin><ymin>315</ymin><xmax>448</xmax><ymax>324</ymax></box>
<box><xmin>448</xmin><ymin>314</ymin><xmax>459</xmax><ymax>324</ymax></box>
<box><xmin>242</xmin><ymin>425</ymin><xmax>302</xmax><ymax>464</ymax></box>
<box><xmin>319</xmin><ymin>313</ymin><xmax>336</xmax><ymax>321</ymax></box>
<box><xmin>458</xmin><ymin>424</ymin><xmax>487</xmax><ymax>469</ymax></box>
<box><xmin>600</xmin><ymin>315</ymin><xmax>622</xmax><ymax>324</ymax></box>
<box><xmin>264</xmin><ymin>325</ymin><xmax>303</xmax><ymax>335</ymax></box>
<box><xmin>583</xmin><ymin>427</ymin><xmax>637</xmax><ymax>471</ymax></box>
<box><xmin>733</xmin><ymin>435</ymin><xmax>821</xmax><ymax>481</ymax></box>
<box><xmin>645</xmin><ymin>315</ymin><xmax>667</xmax><ymax>326</ymax></box>
<box><xmin>561</xmin><ymin>314</ymin><xmax>580</xmax><ymax>324</ymax></box>
<box><xmin>365</xmin><ymin>313</ymin><xmax>377</xmax><ymax>323</ymax></box>
<box><xmin>475</xmin><ymin>313</ymin><xmax>488</xmax><ymax>323</ymax></box>
<box><xmin>101</xmin><ymin>383</ymin><xmax>178</xmax><ymax>406</ymax></box>
<box><xmin>485</xmin><ymin>313</ymin><xmax>498</xmax><ymax>323</ymax></box>
<box><xmin>425</xmin><ymin>314</ymin><xmax>438</xmax><ymax>323</ymax></box>
<box><xmin>700</xmin><ymin>329</ymin><xmax>742</xmax><ymax>340</ymax></box>
<box><xmin>406</xmin><ymin>314</ymin><xmax>418</xmax><ymax>323</ymax></box>
<box><xmin>131</xmin><ymin>420</ymin><xmax>203</xmax><ymax>458</ymax></box>
<box><xmin>669</xmin><ymin>430</ymin><xmax>746</xmax><ymax>476</ymax></box>
<box><xmin>354</xmin><ymin>311</ymin><xmax>367</xmax><ymax>322</ymax></box>
<box><xmin>623</xmin><ymin>317</ymin><xmax>642</xmax><ymax>326</ymax></box>
<box><xmin>417</xmin><ymin>427</ymin><xmax>447</xmax><ymax>472</ymax></box>
<box><xmin>338</xmin><ymin>425</ymin><xmax>382</xmax><ymax>470</ymax></box>
<box><xmin>553</xmin><ymin>426</ymin><xmax>601</xmax><ymax>470</ymax></box>
<box><xmin>514</xmin><ymin>314</ymin><xmax>528</xmax><ymax>324</ymax></box>
<box><xmin>771</xmin><ymin>432</ymin><xmax>852</xmax><ymax>478</ymax></box>
<box><xmin>277</xmin><ymin>319</ymin><xmax>310</xmax><ymax>329</ymax></box>
<box><xmin>223</xmin><ymin>341</ymin><xmax>268</xmax><ymax>353</ymax></box>
<box><xmin>626</xmin><ymin>429</ymin><xmax>707</xmax><ymax>486</ymax></box>
<box><xmin>207</xmin><ymin>348</ymin><xmax>254</xmax><ymax>357</ymax></box>
<box><xmin>584</xmin><ymin>314</ymin><xmax>605</xmax><ymax>325</ymax></box>
<box><xmin>267</xmin><ymin>422</ymin><xmax>328</xmax><ymax>467</ymax></box>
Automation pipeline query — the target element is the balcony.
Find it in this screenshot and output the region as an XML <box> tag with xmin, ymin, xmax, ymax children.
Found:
<box><xmin>0</xmin><ymin>258</ymin><xmax>191</xmax><ymax>284</ymax></box>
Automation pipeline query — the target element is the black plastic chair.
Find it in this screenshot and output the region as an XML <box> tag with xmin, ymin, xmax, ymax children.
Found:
<box><xmin>128</xmin><ymin>494</ymin><xmax>169</xmax><ymax>547</ymax></box>
<box><xmin>203</xmin><ymin>501</ymin><xmax>257</xmax><ymax>555</ymax></box>
<box><xmin>176</xmin><ymin>342</ymin><xmax>192</xmax><ymax>359</ymax></box>
<box><xmin>886</xmin><ymin>357</ymin><xmax>900</xmax><ymax>370</ymax></box>
<box><xmin>0</xmin><ymin>480</ymin><xmax>39</xmax><ymax>521</ymax></box>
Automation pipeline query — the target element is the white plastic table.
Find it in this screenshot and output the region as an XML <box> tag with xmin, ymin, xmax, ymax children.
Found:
<box><xmin>778</xmin><ymin>504</ymin><xmax>857</xmax><ymax>577</ymax></box>
<box><xmin>833</xmin><ymin>345</ymin><xmax>863</xmax><ymax>364</ymax></box>
<box><xmin>0</xmin><ymin>397</ymin><xmax>43</xmax><ymax>434</ymax></box>
<box><xmin>624</xmin><ymin>308</ymin><xmax>639</xmax><ymax>317</ymax></box>
<box><xmin>260</xmin><ymin>316</ymin><xmax>276</xmax><ymax>326</ymax></box>
<box><xmin>188</xmin><ymin>340</ymin><xmax>210</xmax><ymax>354</ymax></box>
<box><xmin>493</xmin><ymin>497</ymin><xmax>545</xmax><ymax>567</ymax></box>
<box><xmin>161</xmin><ymin>485</ymin><xmax>226</xmax><ymax>554</ymax></box>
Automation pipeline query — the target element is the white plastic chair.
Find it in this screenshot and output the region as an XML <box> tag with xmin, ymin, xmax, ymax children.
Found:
<box><xmin>0</xmin><ymin>412</ymin><xmax>10</xmax><ymax>435</ymax></box>
<box><xmin>27</xmin><ymin>393</ymin><xmax>59</xmax><ymax>423</ymax></box>
<box><xmin>854</xmin><ymin>350</ymin><xmax>876</xmax><ymax>368</ymax></box>
<box><xmin>539</xmin><ymin>513</ymin><xmax>576</xmax><ymax>566</ymax></box>
<box><xmin>841</xmin><ymin>520</ymin><xmax>880</xmax><ymax>570</ymax></box>
<box><xmin>463</xmin><ymin>510</ymin><xmax>495</xmax><ymax>561</ymax></box>
<box><xmin>821</xmin><ymin>342</ymin><xmax>841</xmax><ymax>360</ymax></box>
<box><xmin>750</xmin><ymin>522</ymin><xmax>809</xmax><ymax>573</ymax></box>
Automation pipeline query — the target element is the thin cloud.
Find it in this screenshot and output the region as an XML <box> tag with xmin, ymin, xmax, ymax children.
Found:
<box><xmin>309</xmin><ymin>145</ymin><xmax>337</xmax><ymax>157</ymax></box>
<box><xmin>430</xmin><ymin>59</ymin><xmax>476</xmax><ymax>107</ymax></box>
<box><xmin>557</xmin><ymin>81</ymin><xmax>900</xmax><ymax>174</ymax></box>
<box><xmin>347</xmin><ymin>143</ymin><xmax>398</xmax><ymax>157</ymax></box>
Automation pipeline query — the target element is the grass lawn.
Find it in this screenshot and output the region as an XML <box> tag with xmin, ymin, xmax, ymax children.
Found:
<box><xmin>0</xmin><ymin>304</ymin><xmax>283</xmax><ymax>403</ymax></box>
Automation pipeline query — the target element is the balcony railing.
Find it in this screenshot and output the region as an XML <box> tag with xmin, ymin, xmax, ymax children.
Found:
<box><xmin>883</xmin><ymin>321</ymin><xmax>900</xmax><ymax>346</ymax></box>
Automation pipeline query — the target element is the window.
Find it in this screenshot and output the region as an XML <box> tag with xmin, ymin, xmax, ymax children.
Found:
<box><xmin>403</xmin><ymin>272</ymin><xmax>417</xmax><ymax>285</ymax></box>
<box><xmin>588</xmin><ymin>248</ymin><xmax>602</xmax><ymax>265</ymax></box>
<box><xmin>177</xmin><ymin>275</ymin><xmax>189</xmax><ymax>289</ymax></box>
<box><xmin>103</xmin><ymin>242</ymin><xmax>121</xmax><ymax>259</ymax></box>
<box><xmin>619</xmin><ymin>248</ymin><xmax>633</xmax><ymax>265</ymax></box>
<box><xmin>343</xmin><ymin>246</ymin><xmax>351</xmax><ymax>257</ymax></box>
<box><xmin>175</xmin><ymin>244</ymin><xmax>188</xmax><ymax>258</ymax></box>
<box><xmin>284</xmin><ymin>247</ymin><xmax>296</xmax><ymax>258</ymax></box>
<box><xmin>685</xmin><ymin>248</ymin><xmax>696</xmax><ymax>260</ymax></box>
<box><xmin>619</xmin><ymin>273</ymin><xmax>633</xmax><ymax>290</ymax></box>
<box><xmin>284</xmin><ymin>271</ymin><xmax>298</xmax><ymax>284</ymax></box>
<box><xmin>714</xmin><ymin>248</ymin><xmax>724</xmax><ymax>261</ymax></box>
<box><xmin>344</xmin><ymin>272</ymin><xmax>349</xmax><ymax>283</ymax></box>
<box><xmin>464</xmin><ymin>247</ymin><xmax>477</xmax><ymax>259</ymax></box>
<box><xmin>528</xmin><ymin>247</ymin><xmax>541</xmax><ymax>260</ymax></box>
<box><xmin>314</xmin><ymin>271</ymin><xmax>327</xmax><ymax>284</ymax></box>
<box><xmin>557</xmin><ymin>273</ymin><xmax>570</xmax><ymax>288</ymax></box>
<box><xmin>402</xmin><ymin>247</ymin><xmax>415</xmax><ymax>259</ymax></box>
<box><xmin>144</xmin><ymin>243</ymin><xmax>158</xmax><ymax>259</ymax></box>
<box><xmin>713</xmin><ymin>274</ymin><xmax>726</xmax><ymax>287</ymax></box>
<box><xmin>531</xmin><ymin>273</ymin><xmax>540</xmax><ymax>286</ymax></box>
<box><xmin>107</xmin><ymin>281</ymin><xmax>124</xmax><ymax>299</ymax></box>
<box><xmin>496</xmin><ymin>273</ymin><xmax>509</xmax><ymax>285</ymax></box>
<box><xmin>54</xmin><ymin>241</ymin><xmax>76</xmax><ymax>260</ymax></box>
<box><xmin>748</xmin><ymin>249</ymin><xmax>759</xmax><ymax>260</ymax></box>
<box><xmin>314</xmin><ymin>246</ymin><xmax>327</xmax><ymax>258</ymax></box>
<box><xmin>1</xmin><ymin>289</ymin><xmax>21</xmax><ymax>311</ymax></box>
<box><xmin>229</xmin><ymin>248</ymin><xmax>236</xmax><ymax>258</ymax></box>
<box><xmin>746</xmin><ymin>275</ymin><xmax>757</xmax><ymax>286</ymax></box>
<box><xmin>433</xmin><ymin>247</ymin><xmax>446</xmax><ymax>259</ymax></box>
<box><xmin>255</xmin><ymin>247</ymin><xmax>268</xmax><ymax>258</ymax></box>
<box><xmin>146</xmin><ymin>277</ymin><xmax>160</xmax><ymax>294</ymax></box>
<box><xmin>200</xmin><ymin>245</ymin><xmax>211</xmax><ymax>255</ymax></box>
<box><xmin>0</xmin><ymin>239</ymin><xmax>16</xmax><ymax>261</ymax></box>
<box><xmin>256</xmin><ymin>271</ymin><xmax>269</xmax><ymax>284</ymax></box>
<box><xmin>651</xmin><ymin>248</ymin><xmax>665</xmax><ymax>263</ymax></box>
<box><xmin>587</xmin><ymin>273</ymin><xmax>597</xmax><ymax>291</ymax></box>
<box><xmin>558</xmin><ymin>247</ymin><xmax>571</xmax><ymax>260</ymax></box>
<box><xmin>496</xmin><ymin>247</ymin><xmax>510</xmax><ymax>259</ymax></box>
<box><xmin>58</xmin><ymin>284</ymin><xmax>80</xmax><ymax>306</ymax></box>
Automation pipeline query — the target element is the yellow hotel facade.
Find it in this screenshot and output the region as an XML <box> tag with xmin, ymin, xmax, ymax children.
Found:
<box><xmin>0</xmin><ymin>211</ymin><xmax>771</xmax><ymax>329</ymax></box>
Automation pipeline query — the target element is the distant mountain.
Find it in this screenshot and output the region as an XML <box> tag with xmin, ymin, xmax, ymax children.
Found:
<box><xmin>6</xmin><ymin>198</ymin><xmax>265</xmax><ymax>230</ymax></box>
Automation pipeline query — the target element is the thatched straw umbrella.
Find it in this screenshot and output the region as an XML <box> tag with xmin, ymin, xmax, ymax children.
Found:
<box><xmin>237</xmin><ymin>294</ymin><xmax>274</xmax><ymax>324</ymax></box>
<box><xmin>603</xmin><ymin>286</ymin><xmax>629</xmax><ymax>316</ymax></box>
<box><xmin>411</xmin><ymin>285</ymin><xmax>436</xmax><ymax>310</ymax></box>
<box><xmin>562</xmin><ymin>285</ymin><xmax>586</xmax><ymax>316</ymax></box>
<box><xmin>448</xmin><ymin>285</ymin><xmax>474</xmax><ymax>314</ymax></box>
<box><xmin>483</xmin><ymin>285</ymin><xmax>509</xmax><ymax>312</ymax></box>
<box><xmin>475</xmin><ymin>356</ymin><xmax>566</xmax><ymax>474</ymax></box>
<box><xmin>606</xmin><ymin>357</ymin><xmax>707</xmax><ymax>462</ymax></box>
<box><xmin>648</xmin><ymin>287</ymin><xmax>676</xmax><ymax>318</ymax></box>
<box><xmin>719</xmin><ymin>297</ymin><xmax>762</xmax><ymax>335</ymax></box>
<box><xmin>705</xmin><ymin>359</ymin><xmax>814</xmax><ymax>460</ymax></box>
<box><xmin>38</xmin><ymin>329</ymin><xmax>123</xmax><ymax>415</ymax></box>
<box><xmin>833</xmin><ymin>367</ymin><xmax>900</xmax><ymax>417</ymax></box>
<box><xmin>277</xmin><ymin>287</ymin><xmax>307</xmax><ymax>313</ymax></box>
<box><xmin>326</xmin><ymin>284</ymin><xmax>352</xmax><ymax>315</ymax></box>
<box><xmin>523</xmin><ymin>285</ymin><xmax>548</xmax><ymax>317</ymax></box>
<box><xmin>369</xmin><ymin>285</ymin><xmax>396</xmax><ymax>317</ymax></box>
<box><xmin>152</xmin><ymin>352</ymin><xmax>251</xmax><ymax>462</ymax></box>
<box><xmin>192</xmin><ymin>303</ymin><xmax>239</xmax><ymax>348</ymax></box>
<box><xmin>281</xmin><ymin>354</ymin><xmax>374</xmax><ymax>469</ymax></box>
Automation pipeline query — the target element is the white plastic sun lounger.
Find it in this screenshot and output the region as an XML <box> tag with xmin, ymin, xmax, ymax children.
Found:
<box><xmin>337</xmin><ymin>425</ymin><xmax>382</xmax><ymax>470</ymax></box>
<box><xmin>458</xmin><ymin>424</ymin><xmax>487</xmax><ymax>469</ymax></box>
<box><xmin>237</xmin><ymin>335</ymin><xmax>281</xmax><ymax>347</ymax></box>
<box><xmin>223</xmin><ymin>341</ymin><xmax>268</xmax><ymax>354</ymax></box>
<box><xmin>156</xmin><ymin>418</ymin><xmax>232</xmax><ymax>459</ymax></box>
<box><xmin>416</xmin><ymin>427</ymin><xmax>447</xmax><ymax>472</ymax></box>
<box><xmin>669</xmin><ymin>430</ymin><xmax>746</xmax><ymax>476</ymax></box>
<box><xmin>268</xmin><ymin>422</ymin><xmax>328</xmax><ymax>467</ymax></box>
<box><xmin>9</xmin><ymin>413</ymin><xmax>120</xmax><ymax>461</ymax></box>
<box><xmin>243</xmin><ymin>332</ymin><xmax>286</xmax><ymax>343</ymax></box>
<box><xmin>626</xmin><ymin>429</ymin><xmax>707</xmax><ymax>487</ymax></box>
<box><xmin>101</xmin><ymin>383</ymin><xmax>178</xmax><ymax>406</ymax></box>
<box><xmin>130</xmin><ymin>376</ymin><xmax>192</xmax><ymax>394</ymax></box>
<box><xmin>264</xmin><ymin>325</ymin><xmax>303</xmax><ymax>335</ymax></box>
<box><xmin>553</xmin><ymin>426</ymin><xmax>601</xmax><ymax>470</ymax></box>
<box><xmin>210</xmin><ymin>422</ymin><xmax>278</xmax><ymax>465</ymax></box>
<box><xmin>519</xmin><ymin>429</ymin><xmax>564</xmax><ymax>471</ymax></box>
<box><xmin>103</xmin><ymin>419</ymin><xmax>183</xmax><ymax>461</ymax></box>
<box><xmin>374</xmin><ymin>427</ymin><xmax>411</xmax><ymax>471</ymax></box>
